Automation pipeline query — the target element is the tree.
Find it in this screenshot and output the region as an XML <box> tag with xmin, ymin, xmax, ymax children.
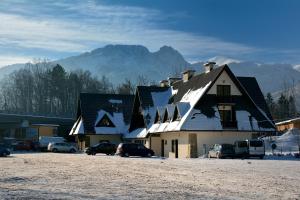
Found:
<box><xmin>117</xmin><ymin>79</ymin><xmax>135</xmax><ymax>94</ymax></box>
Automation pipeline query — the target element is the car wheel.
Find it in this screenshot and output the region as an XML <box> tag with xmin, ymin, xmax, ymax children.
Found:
<box><xmin>147</xmin><ymin>153</ymin><xmax>152</xmax><ymax>158</ymax></box>
<box><xmin>124</xmin><ymin>153</ymin><xmax>129</xmax><ymax>157</ymax></box>
<box><xmin>52</xmin><ymin>148</ymin><xmax>58</xmax><ymax>153</ymax></box>
<box><xmin>259</xmin><ymin>156</ymin><xmax>264</xmax><ymax>159</ymax></box>
<box><xmin>216</xmin><ymin>153</ymin><xmax>221</xmax><ymax>159</ymax></box>
<box><xmin>70</xmin><ymin>149</ymin><xmax>76</xmax><ymax>153</ymax></box>
<box><xmin>2</xmin><ymin>152</ymin><xmax>7</xmax><ymax>157</ymax></box>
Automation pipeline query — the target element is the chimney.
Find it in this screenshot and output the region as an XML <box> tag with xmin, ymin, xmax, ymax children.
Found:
<box><xmin>182</xmin><ymin>69</ymin><xmax>195</xmax><ymax>82</ymax></box>
<box><xmin>204</xmin><ymin>61</ymin><xmax>216</xmax><ymax>73</ymax></box>
<box><xmin>168</xmin><ymin>77</ymin><xmax>181</xmax><ymax>86</ymax></box>
<box><xmin>160</xmin><ymin>80</ymin><xmax>169</xmax><ymax>87</ymax></box>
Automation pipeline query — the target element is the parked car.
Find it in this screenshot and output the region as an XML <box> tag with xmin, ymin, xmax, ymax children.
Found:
<box><xmin>39</xmin><ymin>136</ymin><xmax>65</xmax><ymax>151</ymax></box>
<box><xmin>208</xmin><ymin>144</ymin><xmax>235</xmax><ymax>159</ymax></box>
<box><xmin>14</xmin><ymin>141</ymin><xmax>32</xmax><ymax>151</ymax></box>
<box><xmin>0</xmin><ymin>146</ymin><xmax>10</xmax><ymax>157</ymax></box>
<box><xmin>247</xmin><ymin>139</ymin><xmax>265</xmax><ymax>159</ymax></box>
<box><xmin>85</xmin><ymin>142</ymin><xmax>116</xmax><ymax>155</ymax></box>
<box><xmin>48</xmin><ymin>142</ymin><xmax>77</xmax><ymax>153</ymax></box>
<box><xmin>234</xmin><ymin>140</ymin><xmax>249</xmax><ymax>158</ymax></box>
<box><xmin>116</xmin><ymin>143</ymin><xmax>154</xmax><ymax>157</ymax></box>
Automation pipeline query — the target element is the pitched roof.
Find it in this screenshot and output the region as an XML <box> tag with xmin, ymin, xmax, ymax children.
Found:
<box><xmin>77</xmin><ymin>93</ymin><xmax>134</xmax><ymax>134</ymax></box>
<box><xmin>136</xmin><ymin>86</ymin><xmax>171</xmax><ymax>109</ymax></box>
<box><xmin>171</xmin><ymin>65</ymin><xmax>225</xmax><ymax>103</ymax></box>
<box><xmin>237</xmin><ymin>77</ymin><xmax>273</xmax><ymax>121</ymax></box>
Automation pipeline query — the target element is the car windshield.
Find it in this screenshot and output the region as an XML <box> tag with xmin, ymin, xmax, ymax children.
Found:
<box><xmin>222</xmin><ymin>144</ymin><xmax>233</xmax><ymax>150</ymax></box>
<box><xmin>237</xmin><ymin>141</ymin><xmax>248</xmax><ymax>148</ymax></box>
<box><xmin>250</xmin><ymin>140</ymin><xmax>263</xmax><ymax>147</ymax></box>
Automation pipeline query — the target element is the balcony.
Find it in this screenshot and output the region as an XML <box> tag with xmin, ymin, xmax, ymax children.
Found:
<box><xmin>216</xmin><ymin>96</ymin><xmax>233</xmax><ymax>103</ymax></box>
<box><xmin>221</xmin><ymin>120</ymin><xmax>237</xmax><ymax>129</ymax></box>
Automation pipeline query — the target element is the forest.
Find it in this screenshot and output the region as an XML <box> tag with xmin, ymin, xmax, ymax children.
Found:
<box><xmin>0</xmin><ymin>61</ymin><xmax>147</xmax><ymax>118</ymax></box>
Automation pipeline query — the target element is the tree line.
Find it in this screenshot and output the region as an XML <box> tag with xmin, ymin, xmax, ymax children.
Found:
<box><xmin>0</xmin><ymin>61</ymin><xmax>153</xmax><ymax>118</ymax></box>
<box><xmin>265</xmin><ymin>92</ymin><xmax>299</xmax><ymax>122</ymax></box>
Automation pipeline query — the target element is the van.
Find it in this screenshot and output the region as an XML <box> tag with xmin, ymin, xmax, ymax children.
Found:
<box><xmin>247</xmin><ymin>139</ymin><xmax>265</xmax><ymax>159</ymax></box>
<box><xmin>39</xmin><ymin>136</ymin><xmax>65</xmax><ymax>151</ymax></box>
<box><xmin>234</xmin><ymin>141</ymin><xmax>249</xmax><ymax>158</ymax></box>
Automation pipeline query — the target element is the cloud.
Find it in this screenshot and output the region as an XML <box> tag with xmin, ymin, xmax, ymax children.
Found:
<box><xmin>0</xmin><ymin>55</ymin><xmax>33</xmax><ymax>67</ymax></box>
<box><xmin>0</xmin><ymin>0</ymin><xmax>258</xmax><ymax>65</ymax></box>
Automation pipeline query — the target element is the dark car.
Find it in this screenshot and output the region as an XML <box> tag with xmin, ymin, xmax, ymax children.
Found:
<box><xmin>0</xmin><ymin>146</ymin><xmax>11</xmax><ymax>157</ymax></box>
<box><xmin>116</xmin><ymin>143</ymin><xmax>154</xmax><ymax>157</ymax></box>
<box><xmin>85</xmin><ymin>142</ymin><xmax>116</xmax><ymax>155</ymax></box>
<box><xmin>14</xmin><ymin>141</ymin><xmax>32</xmax><ymax>151</ymax></box>
<box><xmin>208</xmin><ymin>144</ymin><xmax>235</xmax><ymax>159</ymax></box>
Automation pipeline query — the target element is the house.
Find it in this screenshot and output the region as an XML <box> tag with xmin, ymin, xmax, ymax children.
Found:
<box><xmin>125</xmin><ymin>63</ymin><xmax>276</xmax><ymax>158</ymax></box>
<box><xmin>276</xmin><ymin>117</ymin><xmax>300</xmax><ymax>132</ymax></box>
<box><xmin>69</xmin><ymin>93</ymin><xmax>134</xmax><ymax>150</ymax></box>
<box><xmin>0</xmin><ymin>113</ymin><xmax>74</xmax><ymax>142</ymax></box>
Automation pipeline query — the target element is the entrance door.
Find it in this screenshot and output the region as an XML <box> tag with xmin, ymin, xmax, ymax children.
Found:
<box><xmin>161</xmin><ymin>140</ymin><xmax>164</xmax><ymax>157</ymax></box>
<box><xmin>175</xmin><ymin>139</ymin><xmax>178</xmax><ymax>158</ymax></box>
<box><xmin>189</xmin><ymin>134</ymin><xmax>198</xmax><ymax>158</ymax></box>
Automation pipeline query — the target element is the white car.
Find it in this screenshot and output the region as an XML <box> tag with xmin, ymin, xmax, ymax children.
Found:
<box><xmin>48</xmin><ymin>142</ymin><xmax>77</xmax><ymax>153</ymax></box>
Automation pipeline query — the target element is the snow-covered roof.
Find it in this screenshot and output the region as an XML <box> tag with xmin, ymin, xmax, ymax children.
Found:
<box><xmin>93</xmin><ymin>110</ymin><xmax>127</xmax><ymax>135</ymax></box>
<box><xmin>72</xmin><ymin>93</ymin><xmax>134</xmax><ymax>135</ymax></box>
<box><xmin>125</xmin><ymin>65</ymin><xmax>276</xmax><ymax>139</ymax></box>
<box><xmin>124</xmin><ymin>128</ymin><xmax>148</xmax><ymax>139</ymax></box>
<box><xmin>69</xmin><ymin>117</ymin><xmax>84</xmax><ymax>135</ymax></box>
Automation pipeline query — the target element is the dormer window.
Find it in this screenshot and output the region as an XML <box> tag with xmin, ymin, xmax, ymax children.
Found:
<box><xmin>96</xmin><ymin>114</ymin><xmax>115</xmax><ymax>127</ymax></box>
<box><xmin>163</xmin><ymin>109</ymin><xmax>169</xmax><ymax>123</ymax></box>
<box><xmin>172</xmin><ymin>106</ymin><xmax>181</xmax><ymax>121</ymax></box>
<box><xmin>154</xmin><ymin>111</ymin><xmax>161</xmax><ymax>124</ymax></box>
<box><xmin>217</xmin><ymin>85</ymin><xmax>231</xmax><ymax>96</ymax></box>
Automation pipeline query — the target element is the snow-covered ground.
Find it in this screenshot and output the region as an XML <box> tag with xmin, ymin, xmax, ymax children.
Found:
<box><xmin>0</xmin><ymin>153</ymin><xmax>299</xmax><ymax>200</ymax></box>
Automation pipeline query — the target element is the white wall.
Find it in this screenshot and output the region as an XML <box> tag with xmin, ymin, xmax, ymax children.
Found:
<box><xmin>207</xmin><ymin>71</ymin><xmax>242</xmax><ymax>95</ymax></box>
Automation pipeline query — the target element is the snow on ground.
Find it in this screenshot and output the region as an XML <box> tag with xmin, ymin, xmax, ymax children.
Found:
<box><xmin>0</xmin><ymin>153</ymin><xmax>299</xmax><ymax>200</ymax></box>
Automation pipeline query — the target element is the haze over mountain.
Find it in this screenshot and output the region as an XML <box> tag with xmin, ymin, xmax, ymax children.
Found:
<box><xmin>1</xmin><ymin>44</ymin><xmax>300</xmax><ymax>97</ymax></box>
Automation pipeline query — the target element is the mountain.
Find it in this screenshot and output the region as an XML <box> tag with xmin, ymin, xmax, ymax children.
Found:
<box><xmin>56</xmin><ymin>45</ymin><xmax>190</xmax><ymax>84</ymax></box>
<box><xmin>1</xmin><ymin>44</ymin><xmax>300</xmax><ymax>96</ymax></box>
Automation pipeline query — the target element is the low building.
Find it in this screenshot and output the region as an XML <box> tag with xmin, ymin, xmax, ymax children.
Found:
<box><xmin>276</xmin><ymin>117</ymin><xmax>300</xmax><ymax>132</ymax></box>
<box><xmin>126</xmin><ymin>63</ymin><xmax>276</xmax><ymax>158</ymax></box>
<box><xmin>69</xmin><ymin>93</ymin><xmax>134</xmax><ymax>150</ymax></box>
<box><xmin>0</xmin><ymin>113</ymin><xmax>74</xmax><ymax>142</ymax></box>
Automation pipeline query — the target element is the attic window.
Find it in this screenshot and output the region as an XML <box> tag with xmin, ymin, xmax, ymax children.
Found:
<box><xmin>172</xmin><ymin>107</ymin><xmax>180</xmax><ymax>121</ymax></box>
<box><xmin>217</xmin><ymin>85</ymin><xmax>231</xmax><ymax>96</ymax></box>
<box><xmin>163</xmin><ymin>110</ymin><xmax>169</xmax><ymax>122</ymax></box>
<box><xmin>96</xmin><ymin>114</ymin><xmax>115</xmax><ymax>127</ymax></box>
<box><xmin>154</xmin><ymin>111</ymin><xmax>161</xmax><ymax>124</ymax></box>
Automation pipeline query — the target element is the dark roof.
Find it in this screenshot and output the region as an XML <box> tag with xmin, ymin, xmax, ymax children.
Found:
<box><xmin>171</xmin><ymin>65</ymin><xmax>225</xmax><ymax>103</ymax></box>
<box><xmin>0</xmin><ymin>113</ymin><xmax>74</xmax><ymax>126</ymax></box>
<box><xmin>78</xmin><ymin>93</ymin><xmax>134</xmax><ymax>133</ymax></box>
<box><xmin>136</xmin><ymin>86</ymin><xmax>170</xmax><ymax>109</ymax></box>
<box><xmin>237</xmin><ymin>77</ymin><xmax>273</xmax><ymax>121</ymax></box>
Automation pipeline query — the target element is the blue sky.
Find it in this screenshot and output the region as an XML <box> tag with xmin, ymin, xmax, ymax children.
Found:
<box><xmin>0</xmin><ymin>0</ymin><xmax>299</xmax><ymax>67</ymax></box>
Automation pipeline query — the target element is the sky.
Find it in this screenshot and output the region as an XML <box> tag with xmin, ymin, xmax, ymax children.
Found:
<box><xmin>0</xmin><ymin>0</ymin><xmax>300</xmax><ymax>67</ymax></box>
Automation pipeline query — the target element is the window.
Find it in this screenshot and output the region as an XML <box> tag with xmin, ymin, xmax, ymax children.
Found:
<box><xmin>154</xmin><ymin>111</ymin><xmax>161</xmax><ymax>124</ymax></box>
<box><xmin>218</xmin><ymin>104</ymin><xmax>237</xmax><ymax>128</ymax></box>
<box><xmin>218</xmin><ymin>105</ymin><xmax>233</xmax><ymax>122</ymax></box>
<box><xmin>96</xmin><ymin>114</ymin><xmax>115</xmax><ymax>127</ymax></box>
<box><xmin>163</xmin><ymin>110</ymin><xmax>169</xmax><ymax>122</ymax></box>
<box><xmin>172</xmin><ymin>107</ymin><xmax>181</xmax><ymax>121</ymax></box>
<box><xmin>217</xmin><ymin>85</ymin><xmax>231</xmax><ymax>96</ymax></box>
